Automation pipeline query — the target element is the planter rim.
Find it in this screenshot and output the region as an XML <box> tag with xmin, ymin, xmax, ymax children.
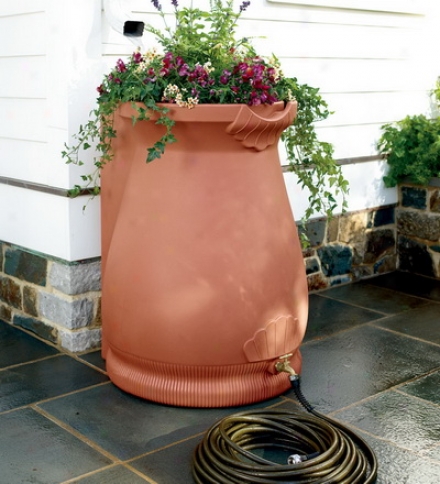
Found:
<box><xmin>118</xmin><ymin>100</ymin><xmax>297</xmax><ymax>123</ymax></box>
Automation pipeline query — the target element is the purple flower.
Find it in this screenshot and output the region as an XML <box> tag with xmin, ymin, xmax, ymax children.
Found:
<box><xmin>171</xmin><ymin>0</ymin><xmax>178</xmax><ymax>6</ymax></box>
<box><xmin>132</xmin><ymin>52</ymin><xmax>143</xmax><ymax>64</ymax></box>
<box><xmin>151</xmin><ymin>0</ymin><xmax>162</xmax><ymax>11</ymax></box>
<box><xmin>220</xmin><ymin>69</ymin><xmax>231</xmax><ymax>85</ymax></box>
<box><xmin>163</xmin><ymin>52</ymin><xmax>174</xmax><ymax>67</ymax></box>
<box><xmin>239</xmin><ymin>1</ymin><xmax>251</xmax><ymax>13</ymax></box>
<box><xmin>116</xmin><ymin>59</ymin><xmax>127</xmax><ymax>72</ymax></box>
<box><xmin>178</xmin><ymin>64</ymin><xmax>190</xmax><ymax>76</ymax></box>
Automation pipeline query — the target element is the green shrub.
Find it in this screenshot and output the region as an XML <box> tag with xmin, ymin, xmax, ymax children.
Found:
<box><xmin>377</xmin><ymin>114</ymin><xmax>440</xmax><ymax>187</ymax></box>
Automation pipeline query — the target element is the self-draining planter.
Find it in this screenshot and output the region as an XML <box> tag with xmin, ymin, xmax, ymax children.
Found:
<box><xmin>100</xmin><ymin>101</ymin><xmax>309</xmax><ymax>407</ymax></box>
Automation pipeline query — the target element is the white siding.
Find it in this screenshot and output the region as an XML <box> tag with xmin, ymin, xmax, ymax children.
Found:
<box><xmin>0</xmin><ymin>184</ymin><xmax>100</xmax><ymax>260</ymax></box>
<box><xmin>0</xmin><ymin>0</ymin><xmax>439</xmax><ymax>260</ymax></box>
<box><xmin>0</xmin><ymin>0</ymin><xmax>103</xmax><ymax>260</ymax></box>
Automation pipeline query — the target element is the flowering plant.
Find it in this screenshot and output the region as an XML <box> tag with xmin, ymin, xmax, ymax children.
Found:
<box><xmin>63</xmin><ymin>0</ymin><xmax>348</xmax><ymax>223</ymax></box>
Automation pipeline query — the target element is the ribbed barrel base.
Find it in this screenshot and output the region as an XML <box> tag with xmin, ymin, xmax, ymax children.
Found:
<box><xmin>105</xmin><ymin>345</ymin><xmax>295</xmax><ymax>407</ymax></box>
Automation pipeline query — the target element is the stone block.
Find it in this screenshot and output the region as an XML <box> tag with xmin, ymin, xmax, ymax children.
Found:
<box><xmin>0</xmin><ymin>242</ymin><xmax>3</xmax><ymax>271</ymax></box>
<box><xmin>397</xmin><ymin>210</ymin><xmax>440</xmax><ymax>242</ymax></box>
<box><xmin>13</xmin><ymin>315</ymin><xmax>58</xmax><ymax>344</ymax></box>
<box><xmin>330</xmin><ymin>275</ymin><xmax>352</xmax><ymax>286</ymax></box>
<box><xmin>299</xmin><ymin>219</ymin><xmax>326</xmax><ymax>247</ymax></box>
<box><xmin>0</xmin><ymin>276</ymin><xmax>22</xmax><ymax>309</ymax></box>
<box><xmin>368</xmin><ymin>206</ymin><xmax>395</xmax><ymax>228</ymax></box>
<box><xmin>351</xmin><ymin>245</ymin><xmax>365</xmax><ymax>266</ymax></box>
<box><xmin>327</xmin><ymin>216</ymin><xmax>340</xmax><ymax>243</ymax></box>
<box><xmin>401</xmin><ymin>186</ymin><xmax>427</xmax><ymax>210</ymax></box>
<box><xmin>364</xmin><ymin>229</ymin><xmax>396</xmax><ymax>264</ymax></box>
<box><xmin>59</xmin><ymin>328</ymin><xmax>102</xmax><ymax>352</ymax></box>
<box><xmin>307</xmin><ymin>273</ymin><xmax>329</xmax><ymax>292</ymax></box>
<box><xmin>49</xmin><ymin>260</ymin><xmax>101</xmax><ymax>295</ymax></box>
<box><xmin>373</xmin><ymin>255</ymin><xmax>397</xmax><ymax>274</ymax></box>
<box><xmin>23</xmin><ymin>286</ymin><xmax>38</xmax><ymax>317</ymax></box>
<box><xmin>317</xmin><ymin>244</ymin><xmax>353</xmax><ymax>277</ymax></box>
<box><xmin>398</xmin><ymin>236</ymin><xmax>435</xmax><ymax>277</ymax></box>
<box><xmin>339</xmin><ymin>212</ymin><xmax>368</xmax><ymax>245</ymax></box>
<box><xmin>95</xmin><ymin>297</ymin><xmax>102</xmax><ymax>324</ymax></box>
<box><xmin>39</xmin><ymin>293</ymin><xmax>95</xmax><ymax>330</ymax></box>
<box><xmin>430</xmin><ymin>190</ymin><xmax>440</xmax><ymax>213</ymax></box>
<box><xmin>305</xmin><ymin>257</ymin><xmax>320</xmax><ymax>275</ymax></box>
<box><xmin>0</xmin><ymin>304</ymin><xmax>12</xmax><ymax>322</ymax></box>
<box><xmin>4</xmin><ymin>248</ymin><xmax>47</xmax><ymax>286</ymax></box>
<box><xmin>351</xmin><ymin>265</ymin><xmax>374</xmax><ymax>279</ymax></box>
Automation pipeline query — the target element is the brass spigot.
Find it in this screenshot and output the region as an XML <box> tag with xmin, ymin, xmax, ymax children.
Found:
<box><xmin>275</xmin><ymin>353</ymin><xmax>297</xmax><ymax>377</ymax></box>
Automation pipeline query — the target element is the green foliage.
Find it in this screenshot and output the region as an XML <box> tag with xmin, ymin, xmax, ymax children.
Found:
<box><xmin>281</xmin><ymin>79</ymin><xmax>348</xmax><ymax>220</ymax></box>
<box><xmin>377</xmin><ymin>114</ymin><xmax>440</xmax><ymax>187</ymax></box>
<box><xmin>63</xmin><ymin>0</ymin><xmax>348</xmax><ymax>225</ymax></box>
<box><xmin>433</xmin><ymin>76</ymin><xmax>440</xmax><ymax>110</ymax></box>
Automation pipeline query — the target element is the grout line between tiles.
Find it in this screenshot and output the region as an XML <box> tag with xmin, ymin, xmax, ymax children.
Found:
<box><xmin>124</xmin><ymin>463</ymin><xmax>159</xmax><ymax>483</ymax></box>
<box><xmin>59</xmin><ymin>463</ymin><xmax>157</xmax><ymax>484</ymax></box>
<box><xmin>35</xmin><ymin>380</ymin><xmax>112</xmax><ymax>406</ymax></box>
<box><xmin>393</xmin><ymin>387</ymin><xmax>440</xmax><ymax>411</ymax></box>
<box><xmin>32</xmin><ymin>404</ymin><xmax>123</xmax><ymax>463</ymax></box>
<box><xmin>313</xmin><ymin>292</ymin><xmax>392</xmax><ymax>316</ymax></box>
<box><xmin>59</xmin><ymin>464</ymin><xmax>121</xmax><ymax>484</ymax></box>
<box><xmin>392</xmin><ymin>366</ymin><xmax>440</xmax><ymax>390</ymax></box>
<box><xmin>354</xmin><ymin>277</ymin><xmax>440</xmax><ymax>302</ymax></box>
<box><xmin>0</xmin><ymin>381</ymin><xmax>112</xmax><ymax>417</ymax></box>
<box><xmin>0</xmin><ymin>319</ymin><xmax>64</xmax><ymax>352</ymax></box>
<box><xmin>0</xmin><ymin>353</ymin><xmax>62</xmax><ymax>372</ymax></box>
<box><xmin>315</xmin><ymin>281</ymin><xmax>440</xmax><ymax>312</ymax></box>
<box><xmin>322</xmin><ymin>367</ymin><xmax>440</xmax><ymax>419</ymax></box>
<box><xmin>68</xmin><ymin>354</ymin><xmax>108</xmax><ymax>375</ymax></box>
<box><xmin>335</xmin><ymin>422</ymin><xmax>440</xmax><ymax>465</ymax></box>
<box><xmin>125</xmin><ymin>431</ymin><xmax>206</xmax><ymax>463</ymax></box>
<box><xmin>365</xmin><ymin>322</ymin><xmax>440</xmax><ymax>348</ymax></box>
<box><xmin>301</xmin><ymin>316</ymin><xmax>392</xmax><ymax>346</ymax></box>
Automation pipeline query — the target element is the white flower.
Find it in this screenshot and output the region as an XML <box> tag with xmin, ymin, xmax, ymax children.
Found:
<box><xmin>203</xmin><ymin>61</ymin><xmax>215</xmax><ymax>74</ymax></box>
<box><xmin>163</xmin><ymin>84</ymin><xmax>181</xmax><ymax>101</ymax></box>
<box><xmin>144</xmin><ymin>47</ymin><xmax>161</xmax><ymax>62</ymax></box>
<box><xmin>186</xmin><ymin>97</ymin><xmax>199</xmax><ymax>109</ymax></box>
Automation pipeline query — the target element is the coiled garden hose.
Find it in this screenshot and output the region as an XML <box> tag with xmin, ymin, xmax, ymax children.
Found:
<box><xmin>192</xmin><ymin>373</ymin><xmax>378</xmax><ymax>483</ymax></box>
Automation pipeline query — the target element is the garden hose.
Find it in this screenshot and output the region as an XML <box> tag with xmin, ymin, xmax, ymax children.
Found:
<box><xmin>192</xmin><ymin>359</ymin><xmax>378</xmax><ymax>483</ymax></box>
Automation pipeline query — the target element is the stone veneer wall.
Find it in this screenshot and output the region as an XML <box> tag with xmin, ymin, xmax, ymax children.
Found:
<box><xmin>0</xmin><ymin>204</ymin><xmax>398</xmax><ymax>352</ymax></box>
<box><xmin>396</xmin><ymin>181</ymin><xmax>440</xmax><ymax>279</ymax></box>
<box><xmin>0</xmin><ymin>242</ymin><xmax>101</xmax><ymax>352</ymax></box>
<box><xmin>301</xmin><ymin>205</ymin><xmax>397</xmax><ymax>291</ymax></box>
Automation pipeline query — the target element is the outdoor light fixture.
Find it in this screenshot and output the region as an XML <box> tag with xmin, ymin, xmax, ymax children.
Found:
<box><xmin>103</xmin><ymin>0</ymin><xmax>144</xmax><ymax>38</ymax></box>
